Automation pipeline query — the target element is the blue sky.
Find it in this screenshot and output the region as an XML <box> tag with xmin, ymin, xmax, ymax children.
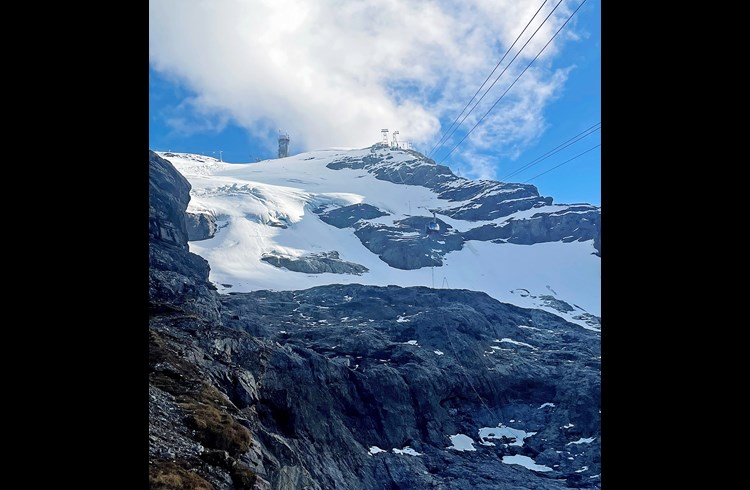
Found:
<box><xmin>149</xmin><ymin>0</ymin><xmax>600</xmax><ymax>205</ymax></box>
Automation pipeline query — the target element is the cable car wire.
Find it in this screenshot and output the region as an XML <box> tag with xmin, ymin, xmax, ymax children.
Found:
<box><xmin>523</xmin><ymin>143</ymin><xmax>600</xmax><ymax>183</ymax></box>
<box><xmin>427</xmin><ymin>0</ymin><xmax>551</xmax><ymax>158</ymax></box>
<box><xmin>438</xmin><ymin>0</ymin><xmax>589</xmax><ymax>165</ymax></box>
<box><xmin>501</xmin><ymin>122</ymin><xmax>600</xmax><ymax>181</ymax></box>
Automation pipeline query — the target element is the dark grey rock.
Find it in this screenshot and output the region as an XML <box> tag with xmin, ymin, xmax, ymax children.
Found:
<box><xmin>593</xmin><ymin>227</ymin><xmax>601</xmax><ymax>257</ymax></box>
<box><xmin>158</xmin><ymin>448</ymin><xmax>176</xmax><ymax>460</ymax></box>
<box><xmin>201</xmin><ymin>449</ymin><xmax>234</xmax><ymax>469</ymax></box>
<box><xmin>149</xmin><ymin>150</ymin><xmax>220</xmax><ymax>321</ymax></box>
<box><xmin>215</xmin><ymin>285</ymin><xmax>600</xmax><ymax>489</ymax></box>
<box><xmin>149</xmin><ymin>151</ymin><xmax>192</xmax><ymax>249</ymax></box>
<box><xmin>150</xmin><ymin>278</ymin><xmax>601</xmax><ymax>488</ymax></box>
<box><xmin>325</xmin><ymin>148</ymin><xmax>551</xmax><ymax>221</ymax></box>
<box><xmin>322</xmin><ymin>146</ymin><xmax>601</xmax><ymax>266</ymax></box>
<box><xmin>537</xmin><ymin>295</ymin><xmax>575</xmax><ymax>313</ymax></box>
<box><xmin>353</xmin><ymin>217</ymin><xmax>463</xmax><ymax>269</ymax></box>
<box><xmin>261</xmin><ymin>250</ymin><xmax>368</xmax><ymax>275</ymax></box>
<box><xmin>462</xmin><ymin>206</ymin><xmax>600</xmax><ymax>254</ymax></box>
<box><xmin>462</xmin><ymin>222</ymin><xmax>513</xmax><ymax>241</ymax></box>
<box><xmin>317</xmin><ymin>203</ymin><xmax>388</xmax><ymax>229</ymax></box>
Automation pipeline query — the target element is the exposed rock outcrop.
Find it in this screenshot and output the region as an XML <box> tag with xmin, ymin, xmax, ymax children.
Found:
<box><xmin>317</xmin><ymin>203</ymin><xmax>388</xmax><ymax>229</ymax></box>
<box><xmin>463</xmin><ymin>205</ymin><xmax>601</xmax><ymax>251</ymax></box>
<box><xmin>354</xmin><ymin>217</ymin><xmax>463</xmax><ymax>269</ymax></box>
<box><xmin>149</xmin><ymin>149</ymin><xmax>600</xmax><ymax>489</ymax></box>
<box><xmin>186</xmin><ymin>211</ymin><xmax>218</xmax><ymax>241</ymax></box>
<box><xmin>322</xmin><ymin>147</ymin><xmax>601</xmax><ymax>265</ymax></box>
<box><xmin>261</xmin><ymin>250</ymin><xmax>368</xmax><ymax>275</ymax></box>
<box><xmin>209</xmin><ymin>285</ymin><xmax>601</xmax><ymax>489</ymax></box>
<box><xmin>325</xmin><ymin>148</ymin><xmax>552</xmax><ymax>221</ymax></box>
<box><xmin>149</xmin><ymin>151</ymin><xmax>220</xmax><ymax>322</ymax></box>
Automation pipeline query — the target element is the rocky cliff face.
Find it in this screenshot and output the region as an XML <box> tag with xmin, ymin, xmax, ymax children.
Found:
<box><xmin>463</xmin><ymin>205</ymin><xmax>601</xmax><ymax>247</ymax></box>
<box><xmin>149</xmin><ymin>150</ymin><xmax>601</xmax><ymax>489</ymax></box>
<box><xmin>149</xmin><ymin>151</ymin><xmax>221</xmax><ymax>323</ymax></box>
<box><xmin>318</xmin><ymin>146</ymin><xmax>601</xmax><ymax>270</ymax></box>
<box><xmin>218</xmin><ymin>286</ymin><xmax>601</xmax><ymax>489</ymax></box>
<box><xmin>150</xmin><ymin>150</ymin><xmax>261</xmax><ymax>488</ymax></box>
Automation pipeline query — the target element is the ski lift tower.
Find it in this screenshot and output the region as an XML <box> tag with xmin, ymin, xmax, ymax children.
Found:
<box><xmin>381</xmin><ymin>128</ymin><xmax>389</xmax><ymax>145</ymax></box>
<box><xmin>278</xmin><ymin>130</ymin><xmax>290</xmax><ymax>158</ymax></box>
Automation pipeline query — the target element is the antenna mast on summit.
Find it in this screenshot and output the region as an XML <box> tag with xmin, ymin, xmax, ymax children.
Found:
<box><xmin>392</xmin><ymin>130</ymin><xmax>399</xmax><ymax>149</ymax></box>
<box><xmin>381</xmin><ymin>129</ymin><xmax>389</xmax><ymax>145</ymax></box>
<box><xmin>278</xmin><ymin>130</ymin><xmax>290</xmax><ymax>158</ymax></box>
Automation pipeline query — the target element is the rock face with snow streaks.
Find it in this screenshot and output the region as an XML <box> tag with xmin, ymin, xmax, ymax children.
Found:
<box><xmin>321</xmin><ymin>145</ymin><xmax>600</xmax><ymax>266</ymax></box>
<box><xmin>159</xmin><ymin>146</ymin><xmax>600</xmax><ymax>331</ymax></box>
<box><xmin>261</xmin><ymin>250</ymin><xmax>368</xmax><ymax>275</ymax></box>
<box><xmin>149</xmin><ymin>151</ymin><xmax>601</xmax><ymax>489</ymax></box>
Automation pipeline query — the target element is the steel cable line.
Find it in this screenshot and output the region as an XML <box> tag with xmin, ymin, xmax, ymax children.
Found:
<box><xmin>427</xmin><ymin>0</ymin><xmax>550</xmax><ymax>158</ymax></box>
<box><xmin>523</xmin><ymin>143</ymin><xmax>600</xmax><ymax>183</ymax></box>
<box><xmin>432</xmin><ymin>0</ymin><xmax>567</xmax><ymax>160</ymax></box>
<box><xmin>502</xmin><ymin>122</ymin><xmax>600</xmax><ymax>181</ymax></box>
<box><xmin>438</xmin><ymin>0</ymin><xmax>589</xmax><ymax>165</ymax></box>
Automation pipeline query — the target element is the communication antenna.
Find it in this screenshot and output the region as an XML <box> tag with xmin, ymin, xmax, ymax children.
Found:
<box><xmin>278</xmin><ymin>130</ymin><xmax>290</xmax><ymax>158</ymax></box>
<box><xmin>392</xmin><ymin>130</ymin><xmax>399</xmax><ymax>149</ymax></box>
<box><xmin>381</xmin><ymin>129</ymin><xmax>389</xmax><ymax>145</ymax></box>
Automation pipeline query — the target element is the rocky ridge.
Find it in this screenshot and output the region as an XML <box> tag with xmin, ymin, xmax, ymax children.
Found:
<box><xmin>315</xmin><ymin>145</ymin><xmax>601</xmax><ymax>270</ymax></box>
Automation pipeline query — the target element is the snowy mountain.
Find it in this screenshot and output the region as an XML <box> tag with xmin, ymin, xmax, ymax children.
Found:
<box><xmin>158</xmin><ymin>144</ymin><xmax>600</xmax><ymax>330</ymax></box>
<box><xmin>148</xmin><ymin>150</ymin><xmax>601</xmax><ymax>489</ymax></box>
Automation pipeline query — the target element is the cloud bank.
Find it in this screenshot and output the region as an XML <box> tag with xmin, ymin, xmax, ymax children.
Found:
<box><xmin>150</xmin><ymin>0</ymin><xmax>582</xmax><ymax>176</ymax></box>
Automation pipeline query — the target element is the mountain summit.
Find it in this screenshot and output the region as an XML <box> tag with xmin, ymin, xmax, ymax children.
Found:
<box><xmin>159</xmin><ymin>144</ymin><xmax>600</xmax><ymax>330</ymax></box>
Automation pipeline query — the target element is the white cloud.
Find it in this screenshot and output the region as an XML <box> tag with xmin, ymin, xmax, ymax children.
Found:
<box><xmin>463</xmin><ymin>65</ymin><xmax>573</xmax><ymax>152</ymax></box>
<box><xmin>150</xmin><ymin>0</ymin><xmax>581</xmax><ymax>158</ymax></box>
<box><xmin>455</xmin><ymin>152</ymin><xmax>498</xmax><ymax>181</ymax></box>
<box><xmin>162</xmin><ymin>97</ymin><xmax>231</xmax><ymax>136</ymax></box>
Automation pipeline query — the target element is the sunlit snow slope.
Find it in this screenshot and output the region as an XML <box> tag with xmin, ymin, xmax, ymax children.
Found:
<box><xmin>159</xmin><ymin>146</ymin><xmax>600</xmax><ymax>330</ymax></box>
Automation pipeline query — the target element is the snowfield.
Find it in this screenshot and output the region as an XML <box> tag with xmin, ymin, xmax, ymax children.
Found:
<box><xmin>160</xmin><ymin>147</ymin><xmax>600</xmax><ymax>329</ymax></box>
